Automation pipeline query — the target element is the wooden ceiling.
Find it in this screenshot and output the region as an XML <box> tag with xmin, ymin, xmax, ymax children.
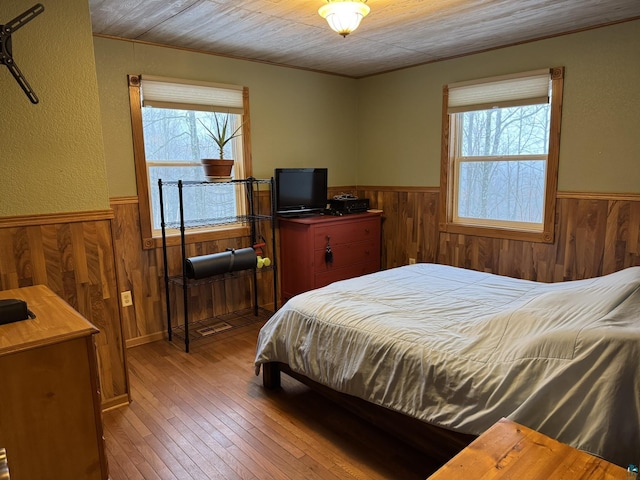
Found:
<box><xmin>89</xmin><ymin>0</ymin><xmax>640</xmax><ymax>78</ymax></box>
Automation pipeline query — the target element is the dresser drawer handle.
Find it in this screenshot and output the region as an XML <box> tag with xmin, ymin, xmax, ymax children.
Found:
<box><xmin>325</xmin><ymin>236</ymin><xmax>333</xmax><ymax>264</ymax></box>
<box><xmin>364</xmin><ymin>228</ymin><xmax>370</xmax><ymax>234</ymax></box>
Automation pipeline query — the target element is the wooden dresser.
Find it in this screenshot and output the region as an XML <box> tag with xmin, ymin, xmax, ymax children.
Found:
<box><xmin>0</xmin><ymin>285</ymin><xmax>108</xmax><ymax>480</ymax></box>
<box><xmin>428</xmin><ymin>418</ymin><xmax>627</xmax><ymax>480</ymax></box>
<box><xmin>278</xmin><ymin>212</ymin><xmax>382</xmax><ymax>300</ymax></box>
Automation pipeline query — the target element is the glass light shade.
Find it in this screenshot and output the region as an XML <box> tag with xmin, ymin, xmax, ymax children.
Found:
<box><xmin>318</xmin><ymin>1</ymin><xmax>370</xmax><ymax>37</ymax></box>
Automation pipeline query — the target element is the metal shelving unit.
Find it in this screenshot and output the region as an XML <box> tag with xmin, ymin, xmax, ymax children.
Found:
<box><xmin>158</xmin><ymin>177</ymin><xmax>277</xmax><ymax>352</ymax></box>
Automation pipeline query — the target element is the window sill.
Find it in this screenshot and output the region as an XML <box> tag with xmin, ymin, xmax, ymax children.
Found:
<box><xmin>143</xmin><ymin>224</ymin><xmax>251</xmax><ymax>250</ymax></box>
<box><xmin>439</xmin><ymin>222</ymin><xmax>554</xmax><ymax>244</ymax></box>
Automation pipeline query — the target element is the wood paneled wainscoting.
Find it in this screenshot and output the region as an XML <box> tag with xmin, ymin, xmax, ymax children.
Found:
<box><xmin>111</xmin><ymin>188</ymin><xmax>639</xmax><ymax>347</ymax></box>
<box><xmin>110</xmin><ymin>193</ymin><xmax>276</xmax><ymax>348</ymax></box>
<box><xmin>0</xmin><ymin>210</ymin><xmax>130</xmax><ymax>410</ymax></box>
<box><xmin>356</xmin><ymin>187</ymin><xmax>640</xmax><ymax>282</ymax></box>
<box><xmin>352</xmin><ymin>186</ymin><xmax>440</xmax><ymax>270</ymax></box>
<box><xmin>109</xmin><ymin>197</ymin><xmax>165</xmax><ymax>346</ymax></box>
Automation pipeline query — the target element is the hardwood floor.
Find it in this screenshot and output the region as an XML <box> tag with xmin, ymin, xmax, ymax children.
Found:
<box><xmin>103</xmin><ymin>312</ymin><xmax>444</xmax><ymax>479</ymax></box>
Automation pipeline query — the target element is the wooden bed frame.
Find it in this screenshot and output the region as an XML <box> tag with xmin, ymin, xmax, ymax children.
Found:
<box><xmin>262</xmin><ymin>361</ymin><xmax>476</xmax><ymax>463</ymax></box>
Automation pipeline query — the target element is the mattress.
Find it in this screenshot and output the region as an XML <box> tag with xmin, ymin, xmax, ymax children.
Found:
<box><xmin>255</xmin><ymin>263</ymin><xmax>640</xmax><ymax>466</ymax></box>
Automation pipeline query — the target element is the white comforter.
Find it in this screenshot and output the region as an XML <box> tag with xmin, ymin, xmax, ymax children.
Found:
<box><xmin>254</xmin><ymin>263</ymin><xmax>640</xmax><ymax>467</ymax></box>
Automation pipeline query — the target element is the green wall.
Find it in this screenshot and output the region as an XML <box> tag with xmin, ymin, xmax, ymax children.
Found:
<box><xmin>357</xmin><ymin>20</ymin><xmax>640</xmax><ymax>192</ymax></box>
<box><xmin>0</xmin><ymin>0</ymin><xmax>109</xmax><ymax>216</ymax></box>
<box><xmin>2</xmin><ymin>0</ymin><xmax>638</xmax><ymax>220</ymax></box>
<box><xmin>93</xmin><ymin>38</ymin><xmax>359</xmax><ymax>198</ymax></box>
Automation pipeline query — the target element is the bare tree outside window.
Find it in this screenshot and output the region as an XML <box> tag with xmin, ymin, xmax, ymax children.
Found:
<box><xmin>455</xmin><ymin>104</ymin><xmax>550</xmax><ymax>226</ymax></box>
<box><xmin>143</xmin><ymin>107</ymin><xmax>242</xmax><ymax>232</ymax></box>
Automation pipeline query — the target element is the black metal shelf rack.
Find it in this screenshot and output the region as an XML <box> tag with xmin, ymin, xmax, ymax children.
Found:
<box><xmin>158</xmin><ymin>177</ymin><xmax>277</xmax><ymax>352</ymax></box>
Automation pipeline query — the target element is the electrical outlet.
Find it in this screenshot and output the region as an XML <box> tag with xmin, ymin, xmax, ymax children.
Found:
<box><xmin>409</xmin><ymin>258</ymin><xmax>416</xmax><ymax>265</ymax></box>
<box><xmin>121</xmin><ymin>291</ymin><xmax>133</xmax><ymax>307</ymax></box>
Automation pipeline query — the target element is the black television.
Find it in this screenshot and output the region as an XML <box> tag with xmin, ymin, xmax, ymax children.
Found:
<box><xmin>274</xmin><ymin>168</ymin><xmax>328</xmax><ymax>216</ymax></box>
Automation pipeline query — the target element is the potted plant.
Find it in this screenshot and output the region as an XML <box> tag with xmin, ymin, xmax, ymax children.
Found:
<box><xmin>198</xmin><ymin>113</ymin><xmax>243</xmax><ymax>179</ymax></box>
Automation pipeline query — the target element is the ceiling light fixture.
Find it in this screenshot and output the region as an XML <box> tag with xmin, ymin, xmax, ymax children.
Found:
<box><xmin>318</xmin><ymin>0</ymin><xmax>370</xmax><ymax>38</ymax></box>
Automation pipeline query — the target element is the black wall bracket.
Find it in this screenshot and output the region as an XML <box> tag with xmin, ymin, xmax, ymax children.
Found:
<box><xmin>1</xmin><ymin>4</ymin><xmax>45</xmax><ymax>104</ymax></box>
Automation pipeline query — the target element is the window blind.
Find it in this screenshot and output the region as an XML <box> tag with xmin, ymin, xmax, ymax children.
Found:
<box><xmin>447</xmin><ymin>69</ymin><xmax>551</xmax><ymax>113</ymax></box>
<box><xmin>140</xmin><ymin>75</ymin><xmax>244</xmax><ymax>114</ymax></box>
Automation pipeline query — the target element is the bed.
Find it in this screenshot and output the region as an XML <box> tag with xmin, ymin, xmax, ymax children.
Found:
<box><xmin>254</xmin><ymin>263</ymin><xmax>640</xmax><ymax>467</ymax></box>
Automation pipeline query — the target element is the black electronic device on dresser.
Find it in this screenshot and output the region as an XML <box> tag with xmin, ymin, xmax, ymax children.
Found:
<box><xmin>274</xmin><ymin>168</ymin><xmax>328</xmax><ymax>216</ymax></box>
<box><xmin>329</xmin><ymin>194</ymin><xmax>369</xmax><ymax>214</ymax></box>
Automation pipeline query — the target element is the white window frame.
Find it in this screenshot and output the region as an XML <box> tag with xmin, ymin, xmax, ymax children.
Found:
<box><xmin>439</xmin><ymin>67</ymin><xmax>564</xmax><ymax>243</ymax></box>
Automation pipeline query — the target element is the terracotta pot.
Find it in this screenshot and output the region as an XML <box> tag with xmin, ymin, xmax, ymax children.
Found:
<box><xmin>201</xmin><ymin>159</ymin><xmax>234</xmax><ymax>178</ymax></box>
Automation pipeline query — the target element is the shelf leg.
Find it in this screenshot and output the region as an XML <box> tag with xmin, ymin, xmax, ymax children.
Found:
<box><xmin>159</xmin><ymin>179</ymin><xmax>173</xmax><ymax>342</ymax></box>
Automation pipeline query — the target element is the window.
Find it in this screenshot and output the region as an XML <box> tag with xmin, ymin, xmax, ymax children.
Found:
<box><xmin>128</xmin><ymin>75</ymin><xmax>252</xmax><ymax>248</ymax></box>
<box><xmin>439</xmin><ymin>68</ymin><xmax>564</xmax><ymax>243</ymax></box>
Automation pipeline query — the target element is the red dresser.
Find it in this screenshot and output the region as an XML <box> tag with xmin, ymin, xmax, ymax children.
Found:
<box><xmin>278</xmin><ymin>212</ymin><xmax>382</xmax><ymax>301</ymax></box>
